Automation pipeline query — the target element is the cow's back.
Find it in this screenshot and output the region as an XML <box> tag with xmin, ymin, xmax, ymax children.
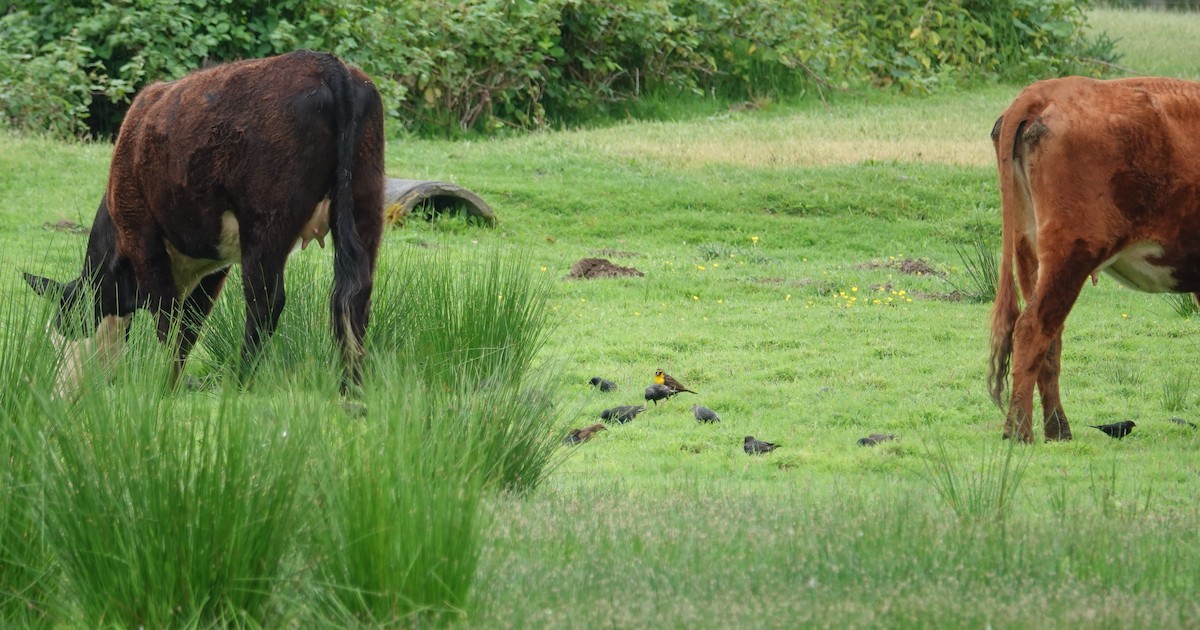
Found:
<box><xmin>107</xmin><ymin>50</ymin><xmax>379</xmax><ymax>263</ymax></box>
<box><xmin>999</xmin><ymin>77</ymin><xmax>1200</xmax><ymax>278</ymax></box>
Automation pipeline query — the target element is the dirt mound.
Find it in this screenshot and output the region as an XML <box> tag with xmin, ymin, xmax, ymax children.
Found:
<box><xmin>859</xmin><ymin>257</ymin><xmax>943</xmax><ymax>277</ymax></box>
<box><xmin>895</xmin><ymin>258</ymin><xmax>941</xmax><ymax>276</ymax></box>
<box><xmin>566</xmin><ymin>258</ymin><xmax>644</xmax><ymax>280</ymax></box>
<box><xmin>43</xmin><ymin>219</ymin><xmax>87</xmax><ymax>235</ymax></box>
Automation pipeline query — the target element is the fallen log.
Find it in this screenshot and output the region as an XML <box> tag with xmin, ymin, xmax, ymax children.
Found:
<box><xmin>382</xmin><ymin>178</ymin><xmax>497</xmax><ymax>227</ymax></box>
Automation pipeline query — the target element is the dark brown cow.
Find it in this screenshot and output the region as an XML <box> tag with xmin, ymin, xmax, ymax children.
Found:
<box><xmin>990</xmin><ymin>76</ymin><xmax>1200</xmax><ymax>443</ymax></box>
<box><xmin>25</xmin><ymin>50</ymin><xmax>385</xmax><ymax>395</ymax></box>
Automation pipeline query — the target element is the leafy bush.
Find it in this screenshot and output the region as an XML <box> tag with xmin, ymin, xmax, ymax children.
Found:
<box><xmin>0</xmin><ymin>0</ymin><xmax>1116</xmax><ymax>138</ymax></box>
<box><xmin>0</xmin><ymin>16</ymin><xmax>102</xmax><ymax>138</ymax></box>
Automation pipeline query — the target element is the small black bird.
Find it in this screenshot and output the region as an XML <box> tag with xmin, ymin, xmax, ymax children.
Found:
<box><xmin>589</xmin><ymin>376</ymin><xmax>618</xmax><ymax>392</ymax></box>
<box><xmin>644</xmin><ymin>383</ymin><xmax>677</xmax><ymax>405</ymax></box>
<box><xmin>692</xmin><ymin>404</ymin><xmax>720</xmax><ymax>423</ymax></box>
<box><xmin>744</xmin><ymin>435</ymin><xmax>779</xmax><ymax>455</ymax></box>
<box><xmin>600</xmin><ymin>405</ymin><xmax>645</xmax><ymax>424</ymax></box>
<box><xmin>1169</xmin><ymin>417</ymin><xmax>1198</xmax><ymax>429</ymax></box>
<box><xmin>1091</xmin><ymin>420</ymin><xmax>1136</xmax><ymax>439</ymax></box>
<box><xmin>563</xmin><ymin>423</ymin><xmax>607</xmax><ymax>445</ymax></box>
<box><xmin>857</xmin><ymin>433</ymin><xmax>897</xmax><ymax>447</ymax></box>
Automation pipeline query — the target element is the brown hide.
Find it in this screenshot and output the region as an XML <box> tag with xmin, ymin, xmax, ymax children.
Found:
<box><xmin>37</xmin><ymin>50</ymin><xmax>385</xmax><ymax>394</ymax></box>
<box><xmin>990</xmin><ymin>76</ymin><xmax>1200</xmax><ymax>442</ymax></box>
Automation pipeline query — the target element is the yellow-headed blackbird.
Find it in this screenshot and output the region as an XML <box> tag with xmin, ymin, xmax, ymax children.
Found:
<box><xmin>692</xmin><ymin>404</ymin><xmax>720</xmax><ymax>423</ymax></box>
<box><xmin>1091</xmin><ymin>420</ymin><xmax>1135</xmax><ymax>439</ymax></box>
<box><xmin>857</xmin><ymin>433</ymin><xmax>897</xmax><ymax>446</ymax></box>
<box><xmin>563</xmin><ymin>423</ymin><xmax>608</xmax><ymax>445</ymax></box>
<box><xmin>644</xmin><ymin>383</ymin><xmax>676</xmax><ymax>405</ymax></box>
<box><xmin>744</xmin><ymin>435</ymin><xmax>778</xmax><ymax>455</ymax></box>
<box><xmin>654</xmin><ymin>369</ymin><xmax>696</xmax><ymax>394</ymax></box>
<box><xmin>600</xmin><ymin>405</ymin><xmax>645</xmax><ymax>424</ymax></box>
<box><xmin>589</xmin><ymin>376</ymin><xmax>618</xmax><ymax>392</ymax></box>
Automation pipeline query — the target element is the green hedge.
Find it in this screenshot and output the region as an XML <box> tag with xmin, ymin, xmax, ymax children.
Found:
<box><xmin>0</xmin><ymin>0</ymin><xmax>1113</xmax><ymax>139</ymax></box>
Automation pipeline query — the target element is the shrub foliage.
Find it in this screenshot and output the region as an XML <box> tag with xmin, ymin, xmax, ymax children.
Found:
<box><xmin>0</xmin><ymin>0</ymin><xmax>1113</xmax><ymax>137</ymax></box>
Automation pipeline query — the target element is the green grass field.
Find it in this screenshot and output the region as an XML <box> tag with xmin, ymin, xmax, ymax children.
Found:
<box><xmin>4</xmin><ymin>8</ymin><xmax>1200</xmax><ymax>628</ymax></box>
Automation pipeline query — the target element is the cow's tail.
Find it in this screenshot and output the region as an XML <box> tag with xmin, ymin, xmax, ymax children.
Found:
<box><xmin>324</xmin><ymin>55</ymin><xmax>382</xmax><ymax>384</ymax></box>
<box><xmin>988</xmin><ymin>100</ymin><xmax>1037</xmax><ymax>409</ymax></box>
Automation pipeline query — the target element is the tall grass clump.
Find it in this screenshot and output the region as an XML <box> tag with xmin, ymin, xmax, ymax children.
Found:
<box><xmin>196</xmin><ymin>247</ymin><xmax>566</xmax><ymax>493</ymax></box>
<box><xmin>948</xmin><ymin>232</ymin><xmax>999</xmax><ymax>303</ymax></box>
<box><xmin>0</xmin><ymin>287</ymin><xmax>58</xmax><ymax>625</ymax></box>
<box><xmin>310</xmin><ymin>363</ymin><xmax>487</xmax><ymax>626</ymax></box>
<box><xmin>1161</xmin><ymin>371</ymin><xmax>1192</xmax><ymax>413</ymax></box>
<box><xmin>368</xmin><ymin>248</ymin><xmax>555</xmax><ymax>389</ymax></box>
<box><xmin>36</xmin><ymin>334</ymin><xmax>316</xmax><ymax>627</ymax></box>
<box><xmin>923</xmin><ymin>440</ymin><xmax>1030</xmax><ymax>521</ymax></box>
<box><xmin>1162</xmin><ymin>292</ymin><xmax>1200</xmax><ymax>319</ymax></box>
<box><xmin>369</xmin><ymin>248</ymin><xmax>566</xmax><ymax>493</ymax></box>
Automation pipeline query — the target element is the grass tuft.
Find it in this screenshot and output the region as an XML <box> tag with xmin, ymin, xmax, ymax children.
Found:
<box><xmin>1161</xmin><ymin>371</ymin><xmax>1192</xmax><ymax>413</ymax></box>
<box><xmin>946</xmin><ymin>231</ymin><xmax>1000</xmax><ymax>304</ymax></box>
<box><xmin>36</xmin><ymin>332</ymin><xmax>315</xmax><ymax>627</ymax></box>
<box><xmin>310</xmin><ymin>365</ymin><xmax>486</xmax><ymax>626</ymax></box>
<box><xmin>1161</xmin><ymin>293</ymin><xmax>1199</xmax><ymax>319</ymax></box>
<box><xmin>922</xmin><ymin>439</ymin><xmax>1030</xmax><ymax>522</ymax></box>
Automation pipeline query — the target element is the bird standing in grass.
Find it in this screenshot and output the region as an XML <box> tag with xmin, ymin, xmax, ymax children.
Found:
<box><xmin>600</xmin><ymin>405</ymin><xmax>645</xmax><ymax>424</ymax></box>
<box><xmin>654</xmin><ymin>369</ymin><xmax>696</xmax><ymax>394</ymax></box>
<box><xmin>692</xmin><ymin>404</ymin><xmax>720</xmax><ymax>423</ymax></box>
<box><xmin>744</xmin><ymin>435</ymin><xmax>779</xmax><ymax>455</ymax></box>
<box><xmin>1091</xmin><ymin>420</ymin><xmax>1136</xmax><ymax>439</ymax></box>
<box><xmin>563</xmin><ymin>423</ymin><xmax>607</xmax><ymax>445</ymax></box>
<box><xmin>589</xmin><ymin>376</ymin><xmax>618</xmax><ymax>392</ymax></box>
<box><xmin>644</xmin><ymin>383</ymin><xmax>677</xmax><ymax>405</ymax></box>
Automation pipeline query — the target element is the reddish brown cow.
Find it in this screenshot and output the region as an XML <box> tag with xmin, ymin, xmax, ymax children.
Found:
<box><xmin>990</xmin><ymin>76</ymin><xmax>1200</xmax><ymax>443</ymax></box>
<box><xmin>25</xmin><ymin>50</ymin><xmax>385</xmax><ymax>395</ymax></box>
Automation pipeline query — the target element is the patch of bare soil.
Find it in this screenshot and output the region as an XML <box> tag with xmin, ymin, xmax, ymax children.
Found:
<box><xmin>43</xmin><ymin>219</ymin><xmax>87</xmax><ymax>235</ymax></box>
<box><xmin>566</xmin><ymin>258</ymin><xmax>645</xmax><ymax>280</ymax></box>
<box><xmin>859</xmin><ymin>257</ymin><xmax>944</xmax><ymax>277</ymax></box>
<box><xmin>911</xmin><ymin>289</ymin><xmax>966</xmax><ymax>302</ymax></box>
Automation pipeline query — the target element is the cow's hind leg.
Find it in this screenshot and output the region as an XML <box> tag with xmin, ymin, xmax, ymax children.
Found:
<box><xmin>1007</xmin><ymin>256</ymin><xmax>1091</xmax><ymax>443</ymax></box>
<box><xmin>1038</xmin><ymin>332</ymin><xmax>1072</xmax><ymax>441</ymax></box>
<box><xmin>173</xmin><ymin>267</ymin><xmax>230</xmax><ymax>386</ymax></box>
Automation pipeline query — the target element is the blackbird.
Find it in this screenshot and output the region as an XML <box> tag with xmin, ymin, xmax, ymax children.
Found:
<box><xmin>857</xmin><ymin>433</ymin><xmax>897</xmax><ymax>447</ymax></box>
<box><xmin>589</xmin><ymin>376</ymin><xmax>618</xmax><ymax>392</ymax></box>
<box><xmin>564</xmin><ymin>423</ymin><xmax>607</xmax><ymax>445</ymax></box>
<box><xmin>644</xmin><ymin>383</ymin><xmax>677</xmax><ymax>405</ymax></box>
<box><xmin>1090</xmin><ymin>420</ymin><xmax>1135</xmax><ymax>439</ymax></box>
<box><xmin>654</xmin><ymin>369</ymin><xmax>696</xmax><ymax>394</ymax></box>
<box><xmin>692</xmin><ymin>404</ymin><xmax>721</xmax><ymax>423</ymax></box>
<box><xmin>744</xmin><ymin>435</ymin><xmax>779</xmax><ymax>455</ymax></box>
<box><xmin>600</xmin><ymin>405</ymin><xmax>645</xmax><ymax>424</ymax></box>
